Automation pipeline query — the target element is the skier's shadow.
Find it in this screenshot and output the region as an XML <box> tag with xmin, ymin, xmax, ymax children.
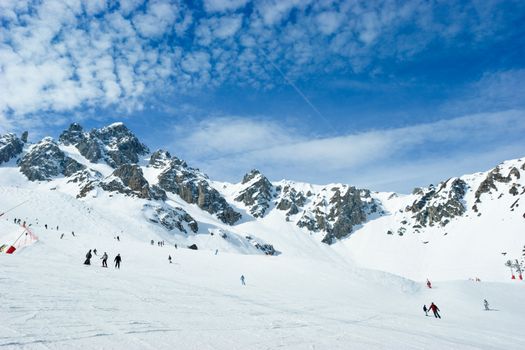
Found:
<box><xmin>486</xmin><ymin>309</ymin><xmax>499</xmax><ymax>312</ymax></box>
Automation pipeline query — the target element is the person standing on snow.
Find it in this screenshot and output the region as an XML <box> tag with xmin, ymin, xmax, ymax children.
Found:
<box><xmin>429</xmin><ymin>302</ymin><xmax>441</xmax><ymax>318</ymax></box>
<box><xmin>114</xmin><ymin>254</ymin><xmax>122</xmax><ymax>269</ymax></box>
<box><xmin>240</xmin><ymin>275</ymin><xmax>246</xmax><ymax>286</ymax></box>
<box><xmin>93</xmin><ymin>249</ymin><xmax>97</xmax><ymax>255</ymax></box>
<box><xmin>423</xmin><ymin>305</ymin><xmax>428</xmax><ymax>316</ymax></box>
<box><xmin>426</xmin><ymin>279</ymin><xmax>432</xmax><ymax>289</ymax></box>
<box><xmin>168</xmin><ymin>255</ymin><xmax>172</xmax><ymax>264</ymax></box>
<box><xmin>101</xmin><ymin>252</ymin><xmax>108</xmax><ymax>267</ymax></box>
<box><xmin>484</xmin><ymin>299</ymin><xmax>490</xmax><ymax>311</ymax></box>
<box><xmin>84</xmin><ymin>250</ymin><xmax>92</xmax><ymax>265</ymax></box>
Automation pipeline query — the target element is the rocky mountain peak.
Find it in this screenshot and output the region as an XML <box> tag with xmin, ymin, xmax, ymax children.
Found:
<box><xmin>406</xmin><ymin>178</ymin><xmax>467</xmax><ymax>227</ymax></box>
<box><xmin>59</xmin><ymin>122</ymin><xmax>149</xmax><ymax>168</ymax></box>
<box><xmin>18</xmin><ymin>137</ymin><xmax>85</xmax><ymax>181</ymax></box>
<box><xmin>100</xmin><ymin>164</ymin><xmax>166</xmax><ymax>200</ymax></box>
<box><xmin>235</xmin><ymin>169</ymin><xmax>274</xmax><ymax>218</ymax></box>
<box><xmin>0</xmin><ymin>133</ymin><xmax>24</xmax><ymax>165</ymax></box>
<box><xmin>149</xmin><ymin>149</ymin><xmax>172</xmax><ymax>168</ymax></box>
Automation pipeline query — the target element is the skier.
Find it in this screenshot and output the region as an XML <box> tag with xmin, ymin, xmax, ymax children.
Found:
<box><xmin>215</xmin><ymin>249</ymin><xmax>218</xmax><ymax>255</ymax></box>
<box><xmin>168</xmin><ymin>255</ymin><xmax>172</xmax><ymax>264</ymax></box>
<box><xmin>45</xmin><ymin>224</ymin><xmax>48</xmax><ymax>229</ymax></box>
<box><xmin>240</xmin><ymin>275</ymin><xmax>246</xmax><ymax>286</ymax></box>
<box><xmin>426</xmin><ymin>279</ymin><xmax>432</xmax><ymax>289</ymax></box>
<box><xmin>93</xmin><ymin>249</ymin><xmax>97</xmax><ymax>255</ymax></box>
<box><xmin>429</xmin><ymin>302</ymin><xmax>441</xmax><ymax>318</ymax></box>
<box><xmin>60</xmin><ymin>233</ymin><xmax>64</xmax><ymax>239</ymax></box>
<box><xmin>151</xmin><ymin>239</ymin><xmax>154</xmax><ymax>245</ymax></box>
<box><xmin>84</xmin><ymin>250</ymin><xmax>92</xmax><ymax>265</ymax></box>
<box><xmin>116</xmin><ymin>236</ymin><xmax>120</xmax><ymax>241</ymax></box>
<box><xmin>174</xmin><ymin>244</ymin><xmax>178</xmax><ymax>249</ymax></box>
<box><xmin>423</xmin><ymin>305</ymin><xmax>428</xmax><ymax>316</ymax></box>
<box><xmin>114</xmin><ymin>254</ymin><xmax>122</xmax><ymax>269</ymax></box>
<box><xmin>101</xmin><ymin>252</ymin><xmax>108</xmax><ymax>268</ymax></box>
<box><xmin>56</xmin><ymin>225</ymin><xmax>59</xmax><ymax>231</ymax></box>
<box><xmin>484</xmin><ymin>299</ymin><xmax>490</xmax><ymax>311</ymax></box>
<box><xmin>72</xmin><ymin>231</ymin><xmax>75</xmax><ymax>237</ymax></box>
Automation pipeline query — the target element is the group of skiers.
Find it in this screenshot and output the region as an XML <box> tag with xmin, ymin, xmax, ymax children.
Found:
<box><xmin>423</xmin><ymin>303</ymin><xmax>441</xmax><ymax>318</ymax></box>
<box><xmin>84</xmin><ymin>249</ymin><xmax>121</xmax><ymax>269</ymax></box>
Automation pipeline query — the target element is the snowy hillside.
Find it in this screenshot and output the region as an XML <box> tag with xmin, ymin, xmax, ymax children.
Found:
<box><xmin>1</xmin><ymin>123</ymin><xmax>525</xmax><ymax>349</ymax></box>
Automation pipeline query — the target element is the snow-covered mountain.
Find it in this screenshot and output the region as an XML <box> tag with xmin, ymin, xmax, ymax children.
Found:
<box><xmin>2</xmin><ymin>122</ymin><xmax>525</xmax><ymax>349</ymax></box>
<box><xmin>1</xmin><ymin>122</ymin><xmax>524</xmax><ymax>281</ymax></box>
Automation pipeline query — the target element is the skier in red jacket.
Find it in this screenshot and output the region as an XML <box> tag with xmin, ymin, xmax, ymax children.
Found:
<box><xmin>429</xmin><ymin>302</ymin><xmax>441</xmax><ymax>318</ymax></box>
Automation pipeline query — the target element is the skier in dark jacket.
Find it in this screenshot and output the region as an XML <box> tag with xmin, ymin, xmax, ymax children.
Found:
<box><xmin>240</xmin><ymin>275</ymin><xmax>246</xmax><ymax>286</ymax></box>
<box><xmin>84</xmin><ymin>250</ymin><xmax>92</xmax><ymax>265</ymax></box>
<box><xmin>429</xmin><ymin>302</ymin><xmax>441</xmax><ymax>318</ymax></box>
<box><xmin>101</xmin><ymin>252</ymin><xmax>108</xmax><ymax>267</ymax></box>
<box><xmin>114</xmin><ymin>254</ymin><xmax>122</xmax><ymax>269</ymax></box>
<box><xmin>423</xmin><ymin>305</ymin><xmax>428</xmax><ymax>316</ymax></box>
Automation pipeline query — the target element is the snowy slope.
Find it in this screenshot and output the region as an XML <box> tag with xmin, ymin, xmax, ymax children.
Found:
<box><xmin>1</xmin><ymin>217</ymin><xmax>525</xmax><ymax>349</ymax></box>
<box><xmin>1</xmin><ymin>124</ymin><xmax>525</xmax><ymax>349</ymax></box>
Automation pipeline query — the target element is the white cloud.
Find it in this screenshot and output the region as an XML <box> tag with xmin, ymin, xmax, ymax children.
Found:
<box><xmin>132</xmin><ymin>0</ymin><xmax>178</xmax><ymax>38</ymax></box>
<box><xmin>172</xmin><ymin>110</ymin><xmax>525</xmax><ymax>191</ymax></box>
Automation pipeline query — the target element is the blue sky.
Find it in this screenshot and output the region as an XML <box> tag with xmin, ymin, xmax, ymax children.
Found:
<box><xmin>1</xmin><ymin>0</ymin><xmax>525</xmax><ymax>192</ymax></box>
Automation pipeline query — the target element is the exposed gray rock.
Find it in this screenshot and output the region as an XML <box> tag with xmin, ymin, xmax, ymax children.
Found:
<box><xmin>0</xmin><ymin>133</ymin><xmax>24</xmax><ymax>165</ymax></box>
<box><xmin>59</xmin><ymin>122</ymin><xmax>149</xmax><ymax>168</ymax></box>
<box><xmin>21</xmin><ymin>131</ymin><xmax>28</xmax><ymax>143</ymax></box>
<box><xmin>144</xmin><ymin>204</ymin><xmax>198</xmax><ymax>234</ymax></box>
<box><xmin>157</xmin><ymin>160</ymin><xmax>241</xmax><ymax>225</ymax></box>
<box><xmin>407</xmin><ymin>178</ymin><xmax>467</xmax><ymax>227</ymax></box>
<box><xmin>18</xmin><ymin>137</ymin><xmax>85</xmax><ymax>181</ymax></box>
<box><xmin>295</xmin><ymin>186</ymin><xmax>374</xmax><ymax>244</ymax></box>
<box><xmin>148</xmin><ymin>150</ymin><xmax>172</xmax><ymax>168</ymax></box>
<box><xmin>276</xmin><ymin>185</ymin><xmax>307</xmax><ymax>216</ymax></box>
<box><xmin>102</xmin><ymin>164</ymin><xmax>166</xmax><ymax>200</ymax></box>
<box><xmin>235</xmin><ymin>169</ymin><xmax>273</xmax><ymax>218</ymax></box>
<box><xmin>475</xmin><ymin>167</ymin><xmax>520</xmax><ymax>202</ymax></box>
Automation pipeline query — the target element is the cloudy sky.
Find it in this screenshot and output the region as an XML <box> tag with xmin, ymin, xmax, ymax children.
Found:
<box><xmin>1</xmin><ymin>0</ymin><xmax>525</xmax><ymax>192</ymax></box>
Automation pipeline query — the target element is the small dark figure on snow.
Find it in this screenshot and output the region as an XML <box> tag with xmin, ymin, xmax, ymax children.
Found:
<box><xmin>240</xmin><ymin>275</ymin><xmax>246</xmax><ymax>286</ymax></box>
<box><xmin>116</xmin><ymin>236</ymin><xmax>120</xmax><ymax>241</ymax></box>
<box><xmin>426</xmin><ymin>279</ymin><xmax>432</xmax><ymax>289</ymax></box>
<box><xmin>114</xmin><ymin>254</ymin><xmax>122</xmax><ymax>269</ymax></box>
<box><xmin>72</xmin><ymin>231</ymin><xmax>75</xmax><ymax>237</ymax></box>
<box><xmin>423</xmin><ymin>305</ymin><xmax>428</xmax><ymax>316</ymax></box>
<box><xmin>45</xmin><ymin>224</ymin><xmax>48</xmax><ymax>229</ymax></box>
<box><xmin>60</xmin><ymin>233</ymin><xmax>64</xmax><ymax>239</ymax></box>
<box><xmin>84</xmin><ymin>250</ymin><xmax>92</xmax><ymax>265</ymax></box>
<box><xmin>151</xmin><ymin>240</ymin><xmax>154</xmax><ymax>245</ymax></box>
<box><xmin>101</xmin><ymin>252</ymin><xmax>108</xmax><ymax>267</ymax></box>
<box><xmin>174</xmin><ymin>244</ymin><xmax>178</xmax><ymax>249</ymax></box>
<box><xmin>215</xmin><ymin>249</ymin><xmax>218</xmax><ymax>255</ymax></box>
<box><xmin>93</xmin><ymin>249</ymin><xmax>97</xmax><ymax>255</ymax></box>
<box><xmin>429</xmin><ymin>302</ymin><xmax>441</xmax><ymax>318</ymax></box>
<box><xmin>168</xmin><ymin>255</ymin><xmax>172</xmax><ymax>264</ymax></box>
<box><xmin>484</xmin><ymin>299</ymin><xmax>490</xmax><ymax>311</ymax></box>
<box><xmin>56</xmin><ymin>226</ymin><xmax>59</xmax><ymax>230</ymax></box>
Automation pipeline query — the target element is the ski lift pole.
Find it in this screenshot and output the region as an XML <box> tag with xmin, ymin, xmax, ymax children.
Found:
<box><xmin>0</xmin><ymin>200</ymin><xmax>29</xmax><ymax>217</ymax></box>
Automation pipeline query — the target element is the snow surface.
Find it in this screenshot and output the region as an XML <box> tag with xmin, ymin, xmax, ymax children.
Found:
<box><xmin>1</xmin><ymin>184</ymin><xmax>525</xmax><ymax>349</ymax></box>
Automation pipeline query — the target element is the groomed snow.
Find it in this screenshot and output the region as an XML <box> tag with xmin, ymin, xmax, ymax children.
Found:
<box><xmin>1</xmin><ymin>184</ymin><xmax>525</xmax><ymax>349</ymax></box>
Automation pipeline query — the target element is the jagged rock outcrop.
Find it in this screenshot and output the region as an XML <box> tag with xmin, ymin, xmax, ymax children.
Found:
<box><xmin>475</xmin><ymin>166</ymin><xmax>521</xmax><ymax>202</ymax></box>
<box><xmin>0</xmin><ymin>133</ymin><xmax>24</xmax><ymax>165</ymax></box>
<box><xmin>235</xmin><ymin>170</ymin><xmax>273</xmax><ymax>218</ymax></box>
<box><xmin>18</xmin><ymin>137</ymin><xmax>85</xmax><ymax>181</ymax></box>
<box><xmin>148</xmin><ymin>150</ymin><xmax>172</xmax><ymax>168</ymax></box>
<box><xmin>59</xmin><ymin>123</ymin><xmax>149</xmax><ymax>168</ymax></box>
<box><xmin>101</xmin><ymin>164</ymin><xmax>166</xmax><ymax>200</ymax></box>
<box><xmin>157</xmin><ymin>159</ymin><xmax>241</xmax><ymax>225</ymax></box>
<box><xmin>276</xmin><ymin>185</ymin><xmax>307</xmax><ymax>216</ymax></box>
<box><xmin>407</xmin><ymin>178</ymin><xmax>467</xmax><ymax>227</ymax></box>
<box><xmin>294</xmin><ymin>186</ymin><xmax>376</xmax><ymax>244</ymax></box>
<box><xmin>143</xmin><ymin>204</ymin><xmax>198</xmax><ymax>234</ymax></box>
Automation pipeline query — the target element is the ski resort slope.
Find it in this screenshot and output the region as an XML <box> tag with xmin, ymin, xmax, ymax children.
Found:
<box><xmin>1</xmin><ymin>190</ymin><xmax>525</xmax><ymax>349</ymax></box>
